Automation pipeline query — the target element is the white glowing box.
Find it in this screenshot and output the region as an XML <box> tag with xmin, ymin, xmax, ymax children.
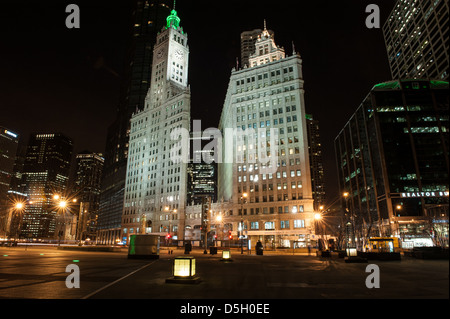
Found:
<box><xmin>346</xmin><ymin>248</ymin><xmax>358</xmax><ymax>257</ymax></box>
<box><xmin>222</xmin><ymin>250</ymin><xmax>231</xmax><ymax>260</ymax></box>
<box><xmin>173</xmin><ymin>256</ymin><xmax>196</xmax><ymax>278</ymax></box>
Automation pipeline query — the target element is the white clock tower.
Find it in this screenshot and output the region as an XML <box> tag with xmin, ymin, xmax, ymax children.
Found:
<box><xmin>122</xmin><ymin>6</ymin><xmax>191</xmax><ymax>244</ymax></box>
<box><xmin>148</xmin><ymin>8</ymin><xmax>189</xmax><ymax>107</ymax></box>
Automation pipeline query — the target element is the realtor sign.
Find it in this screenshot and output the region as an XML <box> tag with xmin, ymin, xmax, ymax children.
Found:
<box><xmin>401</xmin><ymin>191</ymin><xmax>449</xmax><ymax>198</ymax></box>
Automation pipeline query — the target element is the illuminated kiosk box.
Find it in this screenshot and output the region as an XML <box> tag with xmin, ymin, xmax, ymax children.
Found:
<box><xmin>220</xmin><ymin>250</ymin><xmax>233</xmax><ymax>262</ymax></box>
<box><xmin>128</xmin><ymin>235</ymin><xmax>160</xmax><ymax>260</ymax></box>
<box><xmin>166</xmin><ymin>256</ymin><xmax>201</xmax><ymax>284</ymax></box>
<box><xmin>345</xmin><ymin>247</ymin><xmax>367</xmax><ymax>263</ymax></box>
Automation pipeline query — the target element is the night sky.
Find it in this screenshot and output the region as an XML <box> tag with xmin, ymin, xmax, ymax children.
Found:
<box><xmin>1</xmin><ymin>0</ymin><xmax>395</xmax><ymax>203</ymax></box>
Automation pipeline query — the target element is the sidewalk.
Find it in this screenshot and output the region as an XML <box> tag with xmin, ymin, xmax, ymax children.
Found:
<box><xmin>160</xmin><ymin>246</ymin><xmax>319</xmax><ymax>257</ymax></box>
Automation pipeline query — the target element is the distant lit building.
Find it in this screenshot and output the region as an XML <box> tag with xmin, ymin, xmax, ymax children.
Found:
<box><xmin>306</xmin><ymin>114</ymin><xmax>325</xmax><ymax>210</ymax></box>
<box><xmin>20</xmin><ymin>133</ymin><xmax>73</xmax><ymax>239</ymax></box>
<box><xmin>0</xmin><ymin>127</ymin><xmax>19</xmax><ymax>238</ymax></box>
<box><xmin>187</xmin><ymin>134</ymin><xmax>217</xmax><ymax>206</ymax></box>
<box><xmin>335</xmin><ymin>79</ymin><xmax>449</xmax><ymax>248</ymax></box>
<box><xmin>74</xmin><ymin>152</ymin><xmax>104</xmax><ymax>241</ymax></box>
<box><xmin>383</xmin><ymin>0</ymin><xmax>449</xmax><ymax>80</ymax></box>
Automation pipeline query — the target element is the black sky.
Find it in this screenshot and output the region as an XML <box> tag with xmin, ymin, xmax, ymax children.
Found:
<box><xmin>0</xmin><ymin>0</ymin><xmax>395</xmax><ymax>203</ymax></box>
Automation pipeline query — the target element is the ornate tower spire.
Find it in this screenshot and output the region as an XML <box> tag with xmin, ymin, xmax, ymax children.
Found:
<box><xmin>262</xmin><ymin>19</ymin><xmax>271</xmax><ymax>38</ymax></box>
<box><xmin>166</xmin><ymin>1</ymin><xmax>181</xmax><ymax>30</ymax></box>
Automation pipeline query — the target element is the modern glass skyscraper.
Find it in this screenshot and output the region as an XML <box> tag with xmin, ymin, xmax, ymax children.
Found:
<box><xmin>306</xmin><ymin>114</ymin><xmax>325</xmax><ymax>211</ymax></box>
<box><xmin>98</xmin><ymin>0</ymin><xmax>171</xmax><ymax>244</ymax></box>
<box><xmin>74</xmin><ymin>152</ymin><xmax>104</xmax><ymax>241</ymax></box>
<box><xmin>0</xmin><ymin>127</ymin><xmax>20</xmax><ymax>238</ymax></box>
<box><xmin>218</xmin><ymin>25</ymin><xmax>316</xmax><ymax>249</ymax></box>
<box><xmin>20</xmin><ymin>133</ymin><xmax>73</xmax><ymax>239</ymax></box>
<box><xmin>335</xmin><ymin>79</ymin><xmax>449</xmax><ymax>247</ymax></box>
<box><xmin>383</xmin><ymin>0</ymin><xmax>449</xmax><ymax>80</ymax></box>
<box><xmin>121</xmin><ymin>7</ymin><xmax>191</xmax><ymax>244</ymax></box>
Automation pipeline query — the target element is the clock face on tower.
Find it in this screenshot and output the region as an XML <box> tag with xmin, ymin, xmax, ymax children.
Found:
<box><xmin>174</xmin><ymin>49</ymin><xmax>184</xmax><ymax>60</ymax></box>
<box><xmin>157</xmin><ymin>48</ymin><xmax>164</xmax><ymax>59</ymax></box>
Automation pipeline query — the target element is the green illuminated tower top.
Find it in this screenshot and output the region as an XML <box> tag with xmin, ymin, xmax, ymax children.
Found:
<box><xmin>166</xmin><ymin>1</ymin><xmax>181</xmax><ymax>30</ymax></box>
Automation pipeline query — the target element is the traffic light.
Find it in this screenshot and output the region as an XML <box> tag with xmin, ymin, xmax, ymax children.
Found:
<box><xmin>228</xmin><ymin>230</ymin><xmax>233</xmax><ymax>240</ymax></box>
<box><xmin>166</xmin><ymin>233</ymin><xmax>171</xmax><ymax>239</ymax></box>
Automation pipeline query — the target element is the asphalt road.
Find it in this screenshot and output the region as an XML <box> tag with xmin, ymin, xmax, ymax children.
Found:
<box><xmin>0</xmin><ymin>246</ymin><xmax>448</xmax><ymax>301</ymax></box>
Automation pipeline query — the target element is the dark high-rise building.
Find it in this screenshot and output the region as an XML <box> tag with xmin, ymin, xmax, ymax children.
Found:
<box><xmin>74</xmin><ymin>152</ymin><xmax>104</xmax><ymax>241</ymax></box>
<box><xmin>335</xmin><ymin>79</ymin><xmax>449</xmax><ymax>248</ymax></box>
<box><xmin>0</xmin><ymin>127</ymin><xmax>20</xmax><ymax>238</ymax></box>
<box><xmin>20</xmin><ymin>133</ymin><xmax>73</xmax><ymax>239</ymax></box>
<box><xmin>383</xmin><ymin>0</ymin><xmax>449</xmax><ymax>80</ymax></box>
<box><xmin>98</xmin><ymin>0</ymin><xmax>172</xmax><ymax>244</ymax></box>
<box><xmin>188</xmin><ymin>134</ymin><xmax>217</xmax><ymax>206</ymax></box>
<box><xmin>306</xmin><ymin>114</ymin><xmax>325</xmax><ymax>210</ymax></box>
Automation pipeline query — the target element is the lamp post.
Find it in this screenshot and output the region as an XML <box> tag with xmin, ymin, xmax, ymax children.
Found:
<box><xmin>343</xmin><ymin>192</ymin><xmax>356</xmax><ymax>250</ymax></box>
<box><xmin>215</xmin><ymin>214</ymin><xmax>223</xmax><ymax>243</ymax></box>
<box><xmin>394</xmin><ymin>204</ymin><xmax>402</xmax><ymax>237</ymax></box>
<box><xmin>314</xmin><ymin>212</ymin><xmax>322</xmax><ymax>251</ymax></box>
<box><xmin>53</xmin><ymin>194</ymin><xmax>78</xmax><ymax>245</ymax></box>
<box><xmin>240</xmin><ymin>192</ymin><xmax>248</xmax><ymax>254</ymax></box>
<box><xmin>164</xmin><ymin>206</ymin><xmax>177</xmax><ymax>246</ymax></box>
<box><xmin>10</xmin><ymin>201</ymin><xmax>26</xmax><ymax>242</ymax></box>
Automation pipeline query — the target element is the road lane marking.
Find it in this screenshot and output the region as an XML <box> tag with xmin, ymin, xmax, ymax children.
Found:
<box><xmin>81</xmin><ymin>260</ymin><xmax>158</xmax><ymax>299</ymax></box>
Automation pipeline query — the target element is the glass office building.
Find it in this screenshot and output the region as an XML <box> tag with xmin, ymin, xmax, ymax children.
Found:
<box><xmin>383</xmin><ymin>0</ymin><xmax>449</xmax><ymax>80</ymax></box>
<box><xmin>335</xmin><ymin>79</ymin><xmax>449</xmax><ymax>247</ymax></box>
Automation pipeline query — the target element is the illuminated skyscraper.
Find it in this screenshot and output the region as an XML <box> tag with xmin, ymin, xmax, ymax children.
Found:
<box><xmin>20</xmin><ymin>133</ymin><xmax>73</xmax><ymax>239</ymax></box>
<box><xmin>121</xmin><ymin>7</ymin><xmax>191</xmax><ymax>244</ymax></box>
<box><xmin>218</xmin><ymin>25</ymin><xmax>316</xmax><ymax>248</ymax></box>
<box><xmin>98</xmin><ymin>0</ymin><xmax>172</xmax><ymax>244</ymax></box>
<box><xmin>0</xmin><ymin>127</ymin><xmax>20</xmax><ymax>237</ymax></box>
<box><xmin>306</xmin><ymin>114</ymin><xmax>325</xmax><ymax>211</ymax></box>
<box><xmin>383</xmin><ymin>0</ymin><xmax>449</xmax><ymax>80</ymax></box>
<box><xmin>74</xmin><ymin>152</ymin><xmax>104</xmax><ymax>240</ymax></box>
<box><xmin>335</xmin><ymin>79</ymin><xmax>449</xmax><ymax>247</ymax></box>
<box><xmin>241</xmin><ymin>27</ymin><xmax>274</xmax><ymax>68</ymax></box>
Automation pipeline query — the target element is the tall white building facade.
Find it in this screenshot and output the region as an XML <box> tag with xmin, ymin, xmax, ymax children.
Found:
<box><xmin>218</xmin><ymin>26</ymin><xmax>317</xmax><ymax>249</ymax></box>
<box><xmin>121</xmin><ymin>8</ymin><xmax>191</xmax><ymax>244</ymax></box>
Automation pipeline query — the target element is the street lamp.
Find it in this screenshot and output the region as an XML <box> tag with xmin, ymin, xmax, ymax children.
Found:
<box><xmin>394</xmin><ymin>204</ymin><xmax>402</xmax><ymax>237</ymax></box>
<box><xmin>314</xmin><ymin>213</ymin><xmax>322</xmax><ymax>251</ymax></box>
<box><xmin>240</xmin><ymin>192</ymin><xmax>248</xmax><ymax>254</ymax></box>
<box><xmin>343</xmin><ymin>191</ymin><xmax>356</xmax><ymax>250</ymax></box>
<box><xmin>10</xmin><ymin>201</ymin><xmax>26</xmax><ymax>241</ymax></box>
<box><xmin>52</xmin><ymin>194</ymin><xmax>78</xmax><ymax>245</ymax></box>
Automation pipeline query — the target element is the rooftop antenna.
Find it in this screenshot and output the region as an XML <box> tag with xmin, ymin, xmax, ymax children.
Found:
<box><xmin>173</xmin><ymin>0</ymin><xmax>176</xmax><ymax>10</ymax></box>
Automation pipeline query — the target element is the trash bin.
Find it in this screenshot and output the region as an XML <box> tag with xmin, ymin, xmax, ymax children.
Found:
<box><xmin>184</xmin><ymin>242</ymin><xmax>192</xmax><ymax>254</ymax></box>
<box><xmin>255</xmin><ymin>240</ymin><xmax>263</xmax><ymax>255</ymax></box>
<box><xmin>210</xmin><ymin>247</ymin><xmax>218</xmax><ymax>255</ymax></box>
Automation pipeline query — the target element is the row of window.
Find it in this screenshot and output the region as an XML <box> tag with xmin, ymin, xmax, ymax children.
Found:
<box><xmin>249</xmin><ymin>220</ymin><xmax>305</xmax><ymax>230</ymax></box>
<box><xmin>236</xmin><ymin>67</ymin><xmax>295</xmax><ymax>87</ymax></box>
<box><xmin>235</xmin><ymin>86</ymin><xmax>298</xmax><ymax>103</ymax></box>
